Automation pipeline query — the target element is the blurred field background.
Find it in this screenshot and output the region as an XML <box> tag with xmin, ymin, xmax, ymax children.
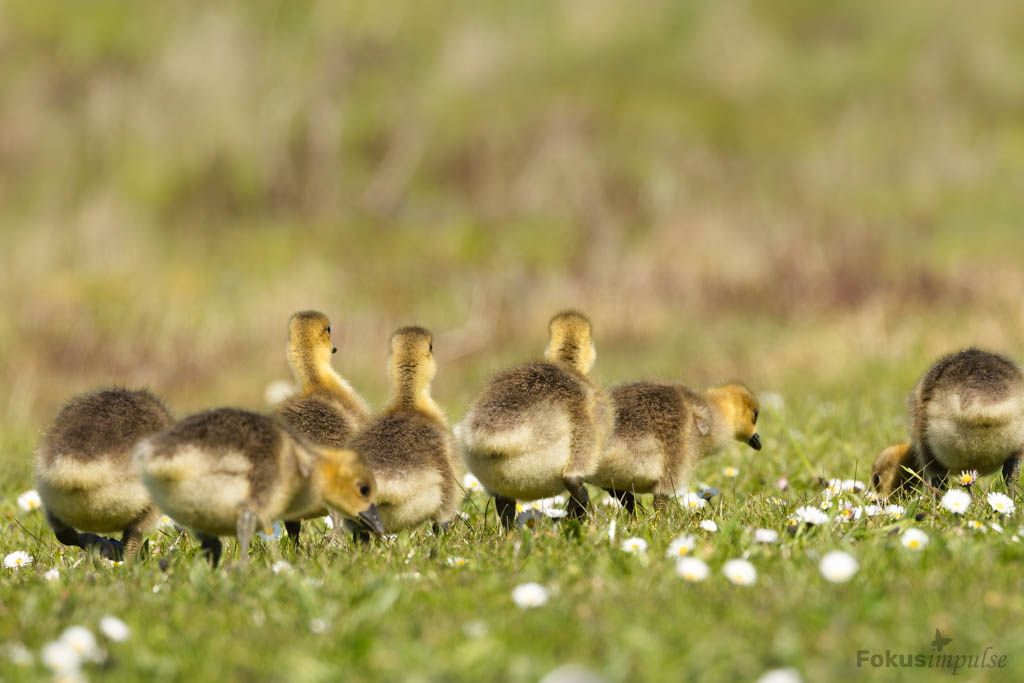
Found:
<box><xmin>3</xmin><ymin>0</ymin><xmax>1024</xmax><ymax>679</ymax></box>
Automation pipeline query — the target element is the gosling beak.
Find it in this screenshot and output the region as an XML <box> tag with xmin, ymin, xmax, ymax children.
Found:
<box><xmin>359</xmin><ymin>504</ymin><xmax>385</xmax><ymax>536</ymax></box>
<box><xmin>332</xmin><ymin>346</ymin><xmax>338</xmax><ymax>354</ymax></box>
<box><xmin>748</xmin><ymin>433</ymin><xmax>762</xmax><ymax>451</ymax></box>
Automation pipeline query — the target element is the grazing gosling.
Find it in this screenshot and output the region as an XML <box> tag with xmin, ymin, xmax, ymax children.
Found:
<box><xmin>872</xmin><ymin>348</ymin><xmax>1024</xmax><ymax>497</ymax></box>
<box><xmin>591</xmin><ymin>382</ymin><xmax>760</xmax><ymax>514</ymax></box>
<box><xmin>459</xmin><ymin>310</ymin><xmax>612</xmax><ymax>529</ymax></box>
<box><xmin>275</xmin><ymin>310</ymin><xmax>371</xmax><ymax>540</ymax></box>
<box><xmin>347</xmin><ymin>327</ymin><xmax>459</xmax><ymax>535</ymax></box>
<box><xmin>135</xmin><ymin>408</ymin><xmax>382</xmax><ymax>567</ymax></box>
<box><xmin>35</xmin><ymin>388</ymin><xmax>173</xmax><ymax>561</ymax></box>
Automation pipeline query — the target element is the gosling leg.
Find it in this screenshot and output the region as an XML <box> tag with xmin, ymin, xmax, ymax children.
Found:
<box><xmin>236</xmin><ymin>508</ymin><xmax>259</xmax><ymax>568</ymax></box>
<box><xmin>46</xmin><ymin>508</ymin><xmax>122</xmax><ymax>560</ymax></box>
<box><xmin>284</xmin><ymin>520</ymin><xmax>302</xmax><ymax>551</ymax></box>
<box><xmin>196</xmin><ymin>533</ymin><xmax>222</xmax><ymax>567</ymax></box>
<box><xmin>495</xmin><ymin>495</ymin><xmax>517</xmax><ymax>531</ymax></box>
<box><xmin>1002</xmin><ymin>454</ymin><xmax>1021</xmax><ymax>492</ymax></box>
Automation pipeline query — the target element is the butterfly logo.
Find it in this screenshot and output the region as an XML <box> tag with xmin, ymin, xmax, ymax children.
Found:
<box><xmin>931</xmin><ymin>629</ymin><xmax>952</xmax><ymax>652</ymax></box>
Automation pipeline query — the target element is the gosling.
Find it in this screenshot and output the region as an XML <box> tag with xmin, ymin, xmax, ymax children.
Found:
<box><xmin>275</xmin><ymin>310</ymin><xmax>371</xmax><ymax>541</ymax></box>
<box><xmin>459</xmin><ymin>310</ymin><xmax>612</xmax><ymax>529</ymax></box>
<box><xmin>135</xmin><ymin>408</ymin><xmax>383</xmax><ymax>566</ymax></box>
<box><xmin>35</xmin><ymin>388</ymin><xmax>174</xmax><ymax>561</ymax></box>
<box><xmin>346</xmin><ymin>327</ymin><xmax>459</xmax><ymax>536</ymax></box>
<box><xmin>872</xmin><ymin>348</ymin><xmax>1024</xmax><ymax>497</ymax></box>
<box><xmin>590</xmin><ymin>382</ymin><xmax>761</xmax><ymax>514</ymax></box>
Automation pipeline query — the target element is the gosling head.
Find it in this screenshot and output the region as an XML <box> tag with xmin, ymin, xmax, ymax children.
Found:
<box><xmin>871</xmin><ymin>442</ymin><xmax>915</xmax><ymax>498</ymax></box>
<box><xmin>388</xmin><ymin>326</ymin><xmax>436</xmax><ymax>391</ymax></box>
<box><xmin>287</xmin><ymin>310</ymin><xmax>336</xmax><ymax>376</ymax></box>
<box><xmin>707</xmin><ymin>383</ymin><xmax>761</xmax><ymax>450</ymax></box>
<box><xmin>544</xmin><ymin>310</ymin><xmax>596</xmax><ymax>375</ymax></box>
<box><xmin>316</xmin><ymin>448</ymin><xmax>384</xmax><ymax>535</ymax></box>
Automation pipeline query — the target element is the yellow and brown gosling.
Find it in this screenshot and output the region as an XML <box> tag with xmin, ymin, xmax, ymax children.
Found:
<box><xmin>35</xmin><ymin>388</ymin><xmax>174</xmax><ymax>561</ymax></box>
<box><xmin>134</xmin><ymin>408</ymin><xmax>382</xmax><ymax>567</ymax></box>
<box><xmin>346</xmin><ymin>327</ymin><xmax>459</xmax><ymax>536</ymax></box>
<box><xmin>275</xmin><ymin>310</ymin><xmax>371</xmax><ymax>541</ymax></box>
<box><xmin>459</xmin><ymin>310</ymin><xmax>612</xmax><ymax>529</ymax></box>
<box><xmin>589</xmin><ymin>382</ymin><xmax>761</xmax><ymax>514</ymax></box>
<box><xmin>872</xmin><ymin>348</ymin><xmax>1024</xmax><ymax>497</ymax></box>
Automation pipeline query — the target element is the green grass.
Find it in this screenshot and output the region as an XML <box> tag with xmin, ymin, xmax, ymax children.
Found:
<box><xmin>4</xmin><ymin>0</ymin><xmax>1024</xmax><ymax>680</ymax></box>
<box><xmin>3</xmin><ymin>393</ymin><xmax>1024</xmax><ymax>681</ymax></box>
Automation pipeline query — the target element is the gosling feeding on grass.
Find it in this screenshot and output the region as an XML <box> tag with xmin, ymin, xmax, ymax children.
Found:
<box><xmin>459</xmin><ymin>310</ymin><xmax>612</xmax><ymax>529</ymax></box>
<box><xmin>590</xmin><ymin>382</ymin><xmax>761</xmax><ymax>514</ymax></box>
<box><xmin>347</xmin><ymin>327</ymin><xmax>459</xmax><ymax>536</ymax></box>
<box><xmin>135</xmin><ymin>408</ymin><xmax>382</xmax><ymax>567</ymax></box>
<box><xmin>275</xmin><ymin>310</ymin><xmax>371</xmax><ymax>540</ymax></box>
<box><xmin>872</xmin><ymin>348</ymin><xmax>1024</xmax><ymax>497</ymax></box>
<box><xmin>35</xmin><ymin>388</ymin><xmax>174</xmax><ymax>561</ymax></box>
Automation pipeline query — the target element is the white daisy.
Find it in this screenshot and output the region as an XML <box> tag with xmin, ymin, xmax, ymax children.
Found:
<box><xmin>842</xmin><ymin>479</ymin><xmax>866</xmax><ymax>493</ymax></box>
<box><xmin>676</xmin><ymin>557</ymin><xmax>710</xmax><ymax>582</ymax></box>
<box><xmin>940</xmin><ymin>489</ymin><xmax>971</xmax><ymax>514</ymax></box>
<box><xmin>621</xmin><ymin>537</ymin><xmax>647</xmax><ymax>554</ymax></box>
<box><xmin>3</xmin><ymin>551</ymin><xmax>32</xmax><ymax>570</ymax></box>
<box><xmin>463</xmin><ymin>472</ymin><xmax>483</xmax><ymax>492</ymax></box>
<box><xmin>754</xmin><ymin>529</ymin><xmax>778</xmax><ymax>544</ymax></box>
<box><xmin>864</xmin><ymin>504</ymin><xmax>883</xmax><ymax>517</ymax></box>
<box><xmin>680</xmin><ymin>493</ymin><xmax>707</xmax><ymax>511</ymax></box>
<box><xmin>699</xmin><ymin>520</ymin><xmax>718</xmax><ymax>533</ymax></box>
<box><xmin>43</xmin><ymin>568</ymin><xmax>60</xmax><ymax>581</ymax></box>
<box><xmin>98</xmin><ymin>616</ymin><xmax>130</xmax><ymax>643</ymax></box>
<box><xmin>60</xmin><ymin>626</ymin><xmax>104</xmax><ymax>663</ymax></box>
<box><xmin>990</xmin><ymin>522</ymin><xmax>1005</xmax><ymax>533</ymax></box>
<box><xmin>599</xmin><ymin>496</ymin><xmax>622</xmax><ymax>508</ymax></box>
<box><xmin>607</xmin><ymin>519</ymin><xmax>617</xmax><ymax>542</ymax></box>
<box><xmin>270</xmin><ymin>560</ymin><xmax>292</xmax><ymax>574</ymax></box>
<box><xmin>825</xmin><ymin>479</ymin><xmax>844</xmax><ymax>497</ymax></box>
<box><xmin>986</xmin><ymin>492</ymin><xmax>1015</xmax><ymax>515</ymax></box>
<box><xmin>2</xmin><ymin>642</ymin><xmax>32</xmax><ymax>666</ymax></box>
<box><xmin>511</xmin><ymin>582</ymin><xmax>549</xmax><ymax>608</ymax></box>
<box><xmin>666</xmin><ymin>534</ymin><xmax>697</xmax><ymax>557</ymax></box>
<box><xmin>446</xmin><ymin>556</ymin><xmax>469</xmax><ymax>567</ymax></box>
<box><xmin>837</xmin><ymin>503</ymin><xmax>862</xmax><ymax>522</ymax></box>
<box><xmin>722</xmin><ymin>559</ymin><xmax>757</xmax><ymax>586</ymax></box>
<box><xmin>722</xmin><ymin>466</ymin><xmax>739</xmax><ymax>478</ymax></box>
<box><xmin>309</xmin><ymin>618</ymin><xmax>328</xmax><ymax>634</ymax></box>
<box><xmin>107</xmin><ymin>559</ymin><xmax>123</xmax><ymax>568</ymax></box>
<box><xmin>819</xmin><ymin>551</ymin><xmax>858</xmax><ymax>583</ymax></box>
<box><xmin>769</xmin><ymin>496</ymin><xmax>785</xmax><ymax>505</ymax></box>
<box><xmin>884</xmin><ymin>504</ymin><xmax>905</xmax><ymax>520</ymax></box>
<box><xmin>756</xmin><ymin>668</ymin><xmax>803</xmax><ymax>683</ymax></box>
<box><xmin>966</xmin><ymin>520</ymin><xmax>985</xmax><ymax>532</ymax></box>
<box><xmin>156</xmin><ymin>515</ymin><xmax>176</xmax><ymax>529</ymax></box>
<box><xmin>959</xmin><ymin>470</ymin><xmax>979</xmax><ymax>487</ymax></box>
<box><xmin>17</xmin><ymin>490</ymin><xmax>41</xmax><ymax>511</ymax></box>
<box><xmin>322</xmin><ymin>515</ymin><xmax>334</xmax><ymax>530</ymax></box>
<box><xmin>900</xmin><ymin>528</ymin><xmax>929</xmax><ymax>550</ymax></box>
<box><xmin>793</xmin><ymin>506</ymin><xmax>829</xmax><ymax>526</ymax></box>
<box><xmin>40</xmin><ymin>640</ymin><xmax>81</xmax><ymax>674</ymax></box>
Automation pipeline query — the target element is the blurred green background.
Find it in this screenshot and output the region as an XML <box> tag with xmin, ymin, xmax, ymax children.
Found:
<box><xmin>2</xmin><ymin>0</ymin><xmax>1024</xmax><ymax>460</ymax></box>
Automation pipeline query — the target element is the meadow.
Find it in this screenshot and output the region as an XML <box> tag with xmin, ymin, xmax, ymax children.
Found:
<box><xmin>3</xmin><ymin>0</ymin><xmax>1024</xmax><ymax>680</ymax></box>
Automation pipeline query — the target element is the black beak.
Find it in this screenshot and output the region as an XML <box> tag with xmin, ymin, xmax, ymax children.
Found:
<box><xmin>748</xmin><ymin>433</ymin><xmax>762</xmax><ymax>450</ymax></box>
<box><xmin>359</xmin><ymin>504</ymin><xmax>385</xmax><ymax>535</ymax></box>
<box><xmin>332</xmin><ymin>346</ymin><xmax>338</xmax><ymax>354</ymax></box>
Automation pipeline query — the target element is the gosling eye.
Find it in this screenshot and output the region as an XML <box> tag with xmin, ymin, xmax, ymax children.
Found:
<box><xmin>872</xmin><ymin>474</ymin><xmax>881</xmax><ymax>487</ymax></box>
<box><xmin>428</xmin><ymin>342</ymin><xmax>433</xmax><ymax>352</ymax></box>
<box><xmin>753</xmin><ymin>410</ymin><xmax>759</xmax><ymax>425</ymax></box>
<box><xmin>326</xmin><ymin>326</ymin><xmax>331</xmax><ymax>335</ymax></box>
<box><xmin>358</xmin><ymin>483</ymin><xmax>371</xmax><ymax>497</ymax></box>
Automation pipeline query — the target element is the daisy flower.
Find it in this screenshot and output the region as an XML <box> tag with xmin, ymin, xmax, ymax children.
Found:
<box><xmin>463</xmin><ymin>473</ymin><xmax>483</xmax><ymax>492</ymax></box>
<box><xmin>621</xmin><ymin>537</ymin><xmax>647</xmax><ymax>554</ymax></box>
<box><xmin>680</xmin><ymin>493</ymin><xmax>707</xmax><ymax>511</ymax></box>
<box><xmin>676</xmin><ymin>557</ymin><xmax>710</xmax><ymax>582</ymax></box>
<box><xmin>40</xmin><ymin>640</ymin><xmax>81</xmax><ymax>674</ymax></box>
<box><xmin>17</xmin><ymin>490</ymin><xmax>41</xmax><ymax>511</ymax></box>
<box><xmin>2</xmin><ymin>642</ymin><xmax>32</xmax><ymax>666</ymax></box>
<box><xmin>666</xmin><ymin>534</ymin><xmax>697</xmax><ymax>558</ymax></box>
<box><xmin>722</xmin><ymin>466</ymin><xmax>739</xmax><ymax>478</ymax></box>
<box><xmin>309</xmin><ymin>618</ymin><xmax>328</xmax><ymax>634</ymax></box>
<box><xmin>793</xmin><ymin>506</ymin><xmax>829</xmax><ymax>526</ymax></box>
<box><xmin>156</xmin><ymin>515</ymin><xmax>176</xmax><ymax>529</ymax></box>
<box><xmin>4</xmin><ymin>551</ymin><xmax>32</xmax><ymax>570</ymax></box>
<box><xmin>699</xmin><ymin>520</ymin><xmax>718</xmax><ymax>533</ymax></box>
<box><xmin>107</xmin><ymin>560</ymin><xmax>124</xmax><ymax>568</ymax></box>
<box><xmin>323</xmin><ymin>515</ymin><xmax>335</xmax><ymax>530</ymax></box>
<box><xmin>776</xmin><ymin>478</ymin><xmax>789</xmax><ymax>491</ymax></box>
<box><xmin>900</xmin><ymin>528</ymin><xmax>929</xmax><ymax>550</ymax></box>
<box><xmin>722</xmin><ymin>559</ymin><xmax>757</xmax><ymax>586</ymax></box>
<box><xmin>819</xmin><ymin>551</ymin><xmax>858</xmax><ymax>583</ymax></box>
<box><xmin>990</xmin><ymin>522</ymin><xmax>1005</xmax><ymax>533</ymax></box>
<box><xmin>60</xmin><ymin>626</ymin><xmax>104</xmax><ymax>663</ymax></box>
<box><xmin>511</xmin><ymin>582</ymin><xmax>549</xmax><ymax>608</ymax></box>
<box><xmin>884</xmin><ymin>504</ymin><xmax>905</xmax><ymax>520</ymax></box>
<box><xmin>756</xmin><ymin>668</ymin><xmax>803</xmax><ymax>683</ymax></box>
<box><xmin>43</xmin><ymin>568</ymin><xmax>60</xmax><ymax>581</ymax></box>
<box><xmin>446</xmin><ymin>556</ymin><xmax>469</xmax><ymax>567</ymax></box>
<box><xmin>837</xmin><ymin>503</ymin><xmax>862</xmax><ymax>522</ymax></box>
<box><xmin>599</xmin><ymin>496</ymin><xmax>622</xmax><ymax>508</ymax></box>
<box><xmin>270</xmin><ymin>560</ymin><xmax>292</xmax><ymax>574</ymax></box>
<box><xmin>966</xmin><ymin>520</ymin><xmax>985</xmax><ymax>531</ymax></box>
<box><xmin>98</xmin><ymin>616</ymin><xmax>130</xmax><ymax>643</ymax></box>
<box><xmin>987</xmin><ymin>492</ymin><xmax>1015</xmax><ymax>515</ymax></box>
<box><xmin>754</xmin><ymin>529</ymin><xmax>778</xmax><ymax>544</ymax></box>
<box><xmin>769</xmin><ymin>496</ymin><xmax>785</xmax><ymax>506</ymax></box>
<box><xmin>607</xmin><ymin>519</ymin><xmax>617</xmax><ymax>542</ymax></box>
<box><xmin>863</xmin><ymin>504</ymin><xmax>883</xmax><ymax>517</ymax></box>
<box><xmin>940</xmin><ymin>489</ymin><xmax>971</xmax><ymax>514</ymax></box>
<box><xmin>959</xmin><ymin>470</ymin><xmax>978</xmax><ymax>487</ymax></box>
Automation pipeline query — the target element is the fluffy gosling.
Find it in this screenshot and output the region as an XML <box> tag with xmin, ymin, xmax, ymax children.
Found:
<box><xmin>872</xmin><ymin>348</ymin><xmax>1024</xmax><ymax>496</ymax></box>
<box><xmin>275</xmin><ymin>310</ymin><xmax>371</xmax><ymax>541</ymax></box>
<box><xmin>591</xmin><ymin>382</ymin><xmax>760</xmax><ymax>513</ymax></box>
<box><xmin>346</xmin><ymin>327</ymin><xmax>459</xmax><ymax>535</ymax></box>
<box><xmin>459</xmin><ymin>310</ymin><xmax>612</xmax><ymax>529</ymax></box>
<box><xmin>35</xmin><ymin>388</ymin><xmax>174</xmax><ymax>561</ymax></box>
<box><xmin>135</xmin><ymin>408</ymin><xmax>382</xmax><ymax>566</ymax></box>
